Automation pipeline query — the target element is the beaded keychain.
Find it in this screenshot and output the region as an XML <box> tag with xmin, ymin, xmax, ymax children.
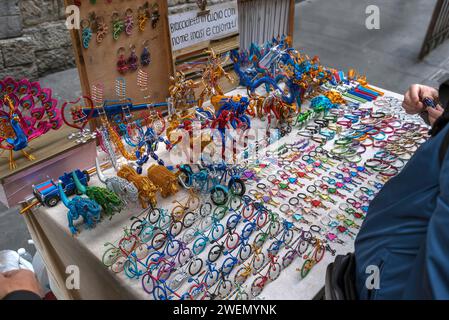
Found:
<box><xmin>127</xmin><ymin>45</ymin><xmax>139</xmax><ymax>72</ymax></box>
<box><xmin>124</xmin><ymin>8</ymin><xmax>134</xmax><ymax>36</ymax></box>
<box><xmin>95</xmin><ymin>16</ymin><xmax>108</xmax><ymax>44</ymax></box>
<box><xmin>140</xmin><ymin>40</ymin><xmax>151</xmax><ymax>67</ymax></box>
<box><xmin>112</xmin><ymin>12</ymin><xmax>124</xmax><ymax>40</ymax></box>
<box><xmin>138</xmin><ymin>3</ymin><xmax>150</xmax><ymax>31</ymax></box>
<box><xmin>116</xmin><ymin>47</ymin><xmax>128</xmax><ymax>74</ymax></box>
<box><xmin>81</xmin><ymin>19</ymin><xmax>92</xmax><ymax>49</ymax></box>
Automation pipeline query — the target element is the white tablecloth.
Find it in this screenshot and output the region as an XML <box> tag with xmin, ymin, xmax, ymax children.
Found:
<box><xmin>23</xmin><ymin>86</ymin><xmax>416</xmax><ymax>300</ymax></box>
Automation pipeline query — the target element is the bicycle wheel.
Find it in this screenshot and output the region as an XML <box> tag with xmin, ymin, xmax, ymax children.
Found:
<box><xmin>229</xmin><ymin>178</ymin><xmax>246</xmax><ymax>196</ymax></box>
<box><xmin>252</xmin><ymin>252</ymin><xmax>265</xmax><ymax>272</ymax></box>
<box><xmin>188</xmin><ymin>258</ymin><xmax>204</xmax><ymax>276</ymax></box>
<box><xmin>208</xmin><ymin>244</ymin><xmax>223</xmax><ymax>263</ymax></box>
<box><xmin>135</xmin><ymin>244</ymin><xmax>149</xmax><ymax>260</ymax></box>
<box><xmin>242</xmin><ymin>204</ymin><xmax>254</xmax><ymax>220</ymax></box>
<box><xmin>256</xmin><ymin>210</ymin><xmax>269</xmax><ymax>228</ymax></box>
<box><xmin>158</xmin><ymin>214</ymin><xmax>171</xmax><ymax>231</ymax></box>
<box><xmin>297</xmin><ymin>239</ymin><xmax>310</xmax><ymax>255</ymax></box>
<box><xmin>205</xmin><ymin>270</ymin><xmax>219</xmax><ymax>287</ymax></box>
<box><xmin>182</xmin><ymin>212</ymin><xmax>196</xmax><ymax>228</ymax></box>
<box><xmin>225</xmin><ymin>232</ymin><xmax>240</xmax><ymax>250</ymax></box>
<box><xmin>177</xmin><ymin>247</ymin><xmax>192</xmax><ymax>266</ymax></box>
<box><xmin>140</xmin><ymin>225</ymin><xmax>154</xmax><ymax>243</ymax></box>
<box><xmin>238</xmin><ymin>243</ymin><xmax>252</xmax><ymax>261</ymax></box>
<box><xmin>213</xmin><ymin>205</ymin><xmax>228</xmax><ymax>220</ymax></box>
<box><xmin>182</xmin><ymin>228</ymin><xmax>196</xmax><ymax>244</ymax></box>
<box><xmin>149</xmin><ymin>208</ymin><xmax>161</xmax><ymax>224</ymax></box>
<box><xmin>211</xmin><ymin>187</ymin><xmax>229</xmax><ymax>206</ymax></box>
<box><xmin>253</xmin><ymin>232</ymin><xmax>268</xmax><ymax>249</ymax></box>
<box><xmin>200</xmin><ymin>216</ymin><xmax>214</xmax><ymax>232</ymax></box>
<box><xmin>314</xmin><ymin>244</ymin><xmax>325</xmax><ymax>263</ymax></box>
<box><xmin>226</xmin><ymin>214</ymin><xmax>240</xmax><ymax>230</ymax></box>
<box><xmin>236</xmin><ymin>291</ymin><xmax>249</xmax><ymax>300</ymax></box>
<box><xmin>124</xmin><ymin>259</ymin><xmax>140</xmax><ymax>279</ymax></box>
<box><xmin>269</xmin><ymin>221</ymin><xmax>281</xmax><ymax>237</ymax></box>
<box><xmin>218</xmin><ymin>280</ymin><xmax>233</xmax><ymax>298</ymax></box>
<box><xmin>301</xmin><ymin>259</ymin><xmax>313</xmax><ymax>278</ymax></box>
<box><xmin>188</xmin><ymin>194</ymin><xmax>200</xmax><ymax>211</ymax></box>
<box><xmin>145</xmin><ymin>251</ymin><xmax>164</xmax><ymax>266</ymax></box>
<box><xmin>189</xmin><ymin>283</ymin><xmax>208</xmax><ymax>300</ymax></box>
<box><xmin>234</xmin><ymin>267</ymin><xmax>250</xmax><ymax>285</ymax></box>
<box><xmin>111</xmin><ymin>256</ymin><xmax>126</xmax><ymax>273</ymax></box>
<box><xmin>142</xmin><ymin>273</ymin><xmax>157</xmax><ymax>295</ymax></box>
<box><xmin>102</xmin><ymin>248</ymin><xmax>121</xmax><ymax>267</ymax></box>
<box><xmin>157</xmin><ymin>261</ymin><xmax>173</xmax><ymax>281</ymax></box>
<box><xmin>229</xmin><ymin>195</ymin><xmax>242</xmax><ymax>211</ymax></box>
<box><xmin>283</xmin><ymin>229</ymin><xmax>295</xmax><ymax>246</ymax></box>
<box><xmin>282</xmin><ymin>250</ymin><xmax>295</xmax><ymax>269</ymax></box>
<box><xmin>241</xmin><ymin>223</ymin><xmax>255</xmax><ymax>239</ymax></box>
<box><xmin>130</xmin><ymin>220</ymin><xmax>143</xmax><ymax>236</ymax></box>
<box><xmin>200</xmin><ymin>202</ymin><xmax>212</xmax><ymax>218</ymax></box>
<box><xmin>170</xmin><ymin>221</ymin><xmax>183</xmax><ymax>238</ymax></box>
<box><xmin>166</xmin><ymin>240</ymin><xmax>182</xmax><ymax>257</ymax></box>
<box><xmin>268</xmin><ymin>242</ymin><xmax>281</xmax><ymax>256</ymax></box>
<box><xmin>211</xmin><ymin>224</ymin><xmax>225</xmax><ymax>241</ymax></box>
<box><xmin>192</xmin><ymin>238</ymin><xmax>207</xmax><ymax>255</ymax></box>
<box><xmin>251</xmin><ymin>276</ymin><xmax>265</xmax><ymax>297</ymax></box>
<box><xmin>268</xmin><ymin>262</ymin><xmax>282</xmax><ymax>281</ymax></box>
<box><xmin>151</xmin><ymin>233</ymin><xmax>166</xmax><ymax>251</ymax></box>
<box><xmin>169</xmin><ymin>272</ymin><xmax>187</xmax><ymax>291</ymax></box>
<box><xmin>221</xmin><ymin>257</ymin><xmax>237</xmax><ymax>275</ymax></box>
<box><xmin>171</xmin><ymin>205</ymin><xmax>185</xmax><ymax>222</ymax></box>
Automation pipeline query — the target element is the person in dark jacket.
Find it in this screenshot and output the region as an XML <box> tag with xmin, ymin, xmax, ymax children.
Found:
<box><xmin>355</xmin><ymin>80</ymin><xmax>449</xmax><ymax>299</ymax></box>
<box><xmin>0</xmin><ymin>270</ymin><xmax>42</xmax><ymax>300</ymax></box>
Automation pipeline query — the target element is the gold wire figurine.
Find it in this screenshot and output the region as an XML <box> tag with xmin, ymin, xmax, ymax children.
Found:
<box><xmin>147</xmin><ymin>164</ymin><xmax>179</xmax><ymax>198</ymax></box>
<box><xmin>197</xmin><ymin>49</ymin><xmax>234</xmax><ymax>107</ymax></box>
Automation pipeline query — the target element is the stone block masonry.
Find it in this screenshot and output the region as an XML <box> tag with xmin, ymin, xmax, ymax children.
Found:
<box><xmin>0</xmin><ymin>0</ymin><xmax>73</xmax><ymax>80</ymax></box>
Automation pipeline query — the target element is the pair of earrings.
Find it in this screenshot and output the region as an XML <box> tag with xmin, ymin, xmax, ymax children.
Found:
<box><xmin>117</xmin><ymin>44</ymin><xmax>151</xmax><ymax>75</ymax></box>
<box><xmin>137</xmin><ymin>2</ymin><xmax>159</xmax><ymax>30</ymax></box>
<box><xmin>112</xmin><ymin>9</ymin><xmax>134</xmax><ymax>40</ymax></box>
<box><xmin>87</xmin><ymin>12</ymin><xmax>108</xmax><ymax>45</ymax></box>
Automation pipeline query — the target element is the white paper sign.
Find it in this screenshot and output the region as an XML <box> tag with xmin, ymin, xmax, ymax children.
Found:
<box><xmin>169</xmin><ymin>1</ymin><xmax>239</xmax><ymax>51</ymax></box>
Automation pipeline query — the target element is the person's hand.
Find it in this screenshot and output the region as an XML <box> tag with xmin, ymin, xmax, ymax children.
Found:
<box><xmin>403</xmin><ymin>84</ymin><xmax>439</xmax><ymax>114</ymax></box>
<box><xmin>427</xmin><ymin>105</ymin><xmax>444</xmax><ymax>126</ymax></box>
<box><xmin>0</xmin><ymin>270</ymin><xmax>42</xmax><ymax>299</ymax></box>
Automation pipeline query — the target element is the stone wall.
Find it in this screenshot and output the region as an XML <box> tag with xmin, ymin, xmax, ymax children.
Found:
<box><xmin>0</xmin><ymin>0</ymin><xmax>74</xmax><ymax>80</ymax></box>
<box><xmin>0</xmin><ymin>0</ymin><xmax>235</xmax><ymax>80</ymax></box>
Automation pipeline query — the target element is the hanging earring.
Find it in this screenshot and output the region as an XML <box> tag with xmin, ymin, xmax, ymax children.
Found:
<box><xmin>81</xmin><ymin>19</ymin><xmax>92</xmax><ymax>49</ymax></box>
<box><xmin>138</xmin><ymin>4</ymin><xmax>149</xmax><ymax>32</ymax></box>
<box><xmin>117</xmin><ymin>47</ymin><xmax>128</xmax><ymax>75</ymax></box>
<box><xmin>141</xmin><ymin>40</ymin><xmax>151</xmax><ymax>67</ymax></box>
<box><xmin>112</xmin><ymin>12</ymin><xmax>124</xmax><ymax>41</ymax></box>
<box><xmin>95</xmin><ymin>16</ymin><xmax>108</xmax><ymax>44</ymax></box>
<box><xmin>151</xmin><ymin>3</ymin><xmax>160</xmax><ymax>29</ymax></box>
<box><xmin>125</xmin><ymin>8</ymin><xmax>134</xmax><ymax>36</ymax></box>
<box><xmin>127</xmin><ymin>45</ymin><xmax>138</xmax><ymax>72</ymax></box>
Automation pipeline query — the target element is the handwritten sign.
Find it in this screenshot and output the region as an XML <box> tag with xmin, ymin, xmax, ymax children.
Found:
<box><xmin>169</xmin><ymin>1</ymin><xmax>239</xmax><ymax>51</ymax></box>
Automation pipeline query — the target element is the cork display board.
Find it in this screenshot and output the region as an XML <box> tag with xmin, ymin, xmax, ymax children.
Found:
<box><xmin>65</xmin><ymin>0</ymin><xmax>173</xmax><ymax>106</ymax></box>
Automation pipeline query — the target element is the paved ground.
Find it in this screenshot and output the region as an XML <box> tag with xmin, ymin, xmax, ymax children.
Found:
<box><xmin>2</xmin><ymin>0</ymin><xmax>449</xmax><ymax>253</ymax></box>
<box><xmin>294</xmin><ymin>0</ymin><xmax>449</xmax><ymax>93</ymax></box>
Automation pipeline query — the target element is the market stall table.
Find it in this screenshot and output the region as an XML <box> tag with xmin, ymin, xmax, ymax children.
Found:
<box><xmin>22</xmin><ymin>86</ymin><xmax>423</xmax><ymax>300</ymax></box>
